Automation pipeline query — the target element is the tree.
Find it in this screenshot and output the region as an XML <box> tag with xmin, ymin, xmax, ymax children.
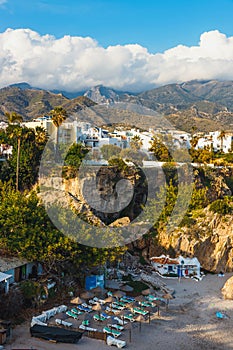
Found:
<box><xmin>3</xmin><ymin>126</ymin><xmax>45</xmax><ymax>190</ymax></box>
<box><xmin>190</xmin><ymin>135</ymin><xmax>200</xmax><ymax>148</ymax></box>
<box><xmin>35</xmin><ymin>126</ymin><xmax>48</xmax><ymax>147</ymax></box>
<box><xmin>209</xmin><ymin>197</ymin><xmax>232</xmax><ymax>215</ymax></box>
<box><xmin>63</xmin><ymin>143</ymin><xmax>89</xmax><ymax>178</ymax></box>
<box><xmin>5</xmin><ymin>112</ymin><xmax>23</xmax><ymax>125</ymax></box>
<box><xmin>149</xmin><ymin>136</ymin><xmax>173</xmax><ymax>162</ymax></box>
<box><xmin>143</xmin><ymin>180</ymin><xmax>178</xmax><ymax>229</ymax></box>
<box><xmin>130</xmin><ymin>135</ymin><xmax>143</xmax><ymax>150</ymax></box>
<box><xmin>120</xmin><ymin>148</ymin><xmax>148</xmax><ymax>166</ymax></box>
<box><xmin>0</xmin><ymin>183</ymin><xmax>125</xmax><ymax>277</ymax></box>
<box><xmin>50</xmin><ymin>106</ymin><xmax>68</xmax><ymax>159</ymax></box>
<box><xmin>162</xmin><ymin>162</ymin><xmax>178</xmax><ymax>185</ymax></box>
<box><xmin>7</xmin><ymin>125</ymin><xmax>23</xmax><ymax>191</ymax></box>
<box><xmin>189</xmin><ymin>148</ymin><xmax>213</xmax><ymax>164</ymax></box>
<box><xmin>4</xmin><ymin>113</ymin><xmax>23</xmax><ymax>190</ymax></box>
<box><xmin>191</xmin><ymin>125</ymin><xmax>197</xmax><ymax>136</ymax></box>
<box><xmin>218</xmin><ymin>130</ymin><xmax>226</xmax><ymax>153</ymax></box>
<box><xmin>108</xmin><ymin>156</ymin><xmax>129</xmax><ymax>172</ymax></box>
<box><xmin>100</xmin><ymin>144</ymin><xmax>121</xmax><ymax>160</ymax></box>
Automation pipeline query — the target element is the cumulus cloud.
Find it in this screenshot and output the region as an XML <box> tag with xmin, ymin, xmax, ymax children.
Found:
<box><xmin>1</xmin><ymin>28</ymin><xmax>233</xmax><ymax>92</ymax></box>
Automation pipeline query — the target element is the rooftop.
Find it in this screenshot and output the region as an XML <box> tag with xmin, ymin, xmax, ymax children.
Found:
<box><xmin>0</xmin><ymin>272</ymin><xmax>12</xmax><ymax>283</ymax></box>
<box><xmin>0</xmin><ymin>256</ymin><xmax>28</xmax><ymax>272</ymax></box>
<box><xmin>150</xmin><ymin>255</ymin><xmax>179</xmax><ymax>265</ymax></box>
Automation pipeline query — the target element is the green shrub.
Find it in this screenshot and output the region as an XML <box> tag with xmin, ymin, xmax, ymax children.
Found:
<box><xmin>179</xmin><ymin>215</ymin><xmax>196</xmax><ymax>227</ymax></box>
<box><xmin>209</xmin><ymin>198</ymin><xmax>232</xmax><ymax>215</ymax></box>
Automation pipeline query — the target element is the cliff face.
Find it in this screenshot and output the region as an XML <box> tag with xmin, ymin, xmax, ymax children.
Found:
<box><xmin>146</xmin><ymin>210</ymin><xmax>233</xmax><ymax>273</ymax></box>
<box><xmin>41</xmin><ymin>165</ymin><xmax>233</xmax><ymax>273</ymax></box>
<box><xmin>130</xmin><ymin>167</ymin><xmax>233</xmax><ymax>273</ymax></box>
<box><xmin>63</xmin><ymin>165</ymin><xmax>149</xmax><ymax>225</ymax></box>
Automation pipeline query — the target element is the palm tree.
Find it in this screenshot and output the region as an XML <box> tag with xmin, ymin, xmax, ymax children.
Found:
<box><xmin>35</xmin><ymin>126</ymin><xmax>48</xmax><ymax>147</ymax></box>
<box><xmin>50</xmin><ymin>107</ymin><xmax>67</xmax><ymax>159</ymax></box>
<box><xmin>5</xmin><ymin>112</ymin><xmax>23</xmax><ymax>125</ymax></box>
<box><xmin>5</xmin><ymin>111</ymin><xmax>23</xmax><ymax>190</ymax></box>
<box><xmin>218</xmin><ymin>130</ymin><xmax>226</xmax><ymax>153</ymax></box>
<box><xmin>130</xmin><ymin>135</ymin><xmax>143</xmax><ymax>150</ymax></box>
<box><xmin>7</xmin><ymin>125</ymin><xmax>23</xmax><ymax>191</ymax></box>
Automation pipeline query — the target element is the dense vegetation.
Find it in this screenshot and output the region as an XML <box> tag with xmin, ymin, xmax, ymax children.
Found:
<box><xmin>0</xmin><ymin>114</ymin><xmax>125</xmax><ymax>282</ymax></box>
<box><xmin>149</xmin><ymin>133</ymin><xmax>233</xmax><ymax>165</ymax></box>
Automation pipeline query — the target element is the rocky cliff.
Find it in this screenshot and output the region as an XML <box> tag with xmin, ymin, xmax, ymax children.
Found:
<box><xmin>145</xmin><ymin>209</ymin><xmax>233</xmax><ymax>273</ymax></box>
<box><xmin>40</xmin><ymin>165</ymin><xmax>233</xmax><ymax>273</ymax></box>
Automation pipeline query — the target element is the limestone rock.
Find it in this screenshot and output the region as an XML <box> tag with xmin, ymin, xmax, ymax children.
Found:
<box><xmin>222</xmin><ymin>276</ymin><xmax>233</xmax><ymax>299</ymax></box>
<box><xmin>109</xmin><ymin>217</ymin><xmax>130</xmax><ymax>227</ymax></box>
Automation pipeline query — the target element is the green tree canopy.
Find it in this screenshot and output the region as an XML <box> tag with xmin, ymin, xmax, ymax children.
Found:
<box><xmin>1</xmin><ymin>125</ymin><xmax>47</xmax><ymax>190</ymax></box>
<box><xmin>149</xmin><ymin>136</ymin><xmax>173</xmax><ymax>162</ymax></box>
<box><xmin>63</xmin><ymin>143</ymin><xmax>89</xmax><ymax>178</ymax></box>
<box><xmin>0</xmin><ymin>183</ymin><xmax>125</xmax><ymax>274</ymax></box>
<box><xmin>101</xmin><ymin>144</ymin><xmax>121</xmax><ymax>160</ymax></box>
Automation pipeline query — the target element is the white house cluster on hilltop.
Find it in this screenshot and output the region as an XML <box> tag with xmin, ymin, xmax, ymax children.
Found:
<box><xmin>195</xmin><ymin>130</ymin><xmax>233</xmax><ymax>153</ymax></box>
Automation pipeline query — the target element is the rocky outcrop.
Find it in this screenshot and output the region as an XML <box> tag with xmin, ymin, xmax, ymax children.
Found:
<box><xmin>222</xmin><ymin>276</ymin><xmax>233</xmax><ymax>299</ymax></box>
<box><xmin>130</xmin><ymin>167</ymin><xmax>233</xmax><ymax>273</ymax></box>
<box><xmin>40</xmin><ymin>165</ymin><xmax>233</xmax><ymax>273</ymax></box>
<box><xmin>40</xmin><ymin>164</ymin><xmax>157</xmax><ymax>227</ymax></box>
<box><xmin>142</xmin><ymin>209</ymin><xmax>233</xmax><ymax>273</ymax></box>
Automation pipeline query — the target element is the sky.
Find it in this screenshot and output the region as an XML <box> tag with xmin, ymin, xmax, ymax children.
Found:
<box><xmin>1</xmin><ymin>0</ymin><xmax>233</xmax><ymax>92</ymax></box>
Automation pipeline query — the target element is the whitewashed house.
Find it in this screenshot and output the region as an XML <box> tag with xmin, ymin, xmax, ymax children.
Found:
<box><xmin>196</xmin><ymin>131</ymin><xmax>233</xmax><ymax>153</ymax></box>
<box><xmin>150</xmin><ymin>254</ymin><xmax>201</xmax><ymax>279</ymax></box>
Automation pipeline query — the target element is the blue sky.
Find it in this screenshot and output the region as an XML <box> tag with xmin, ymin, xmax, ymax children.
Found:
<box><xmin>1</xmin><ymin>0</ymin><xmax>233</xmax><ymax>91</ymax></box>
<box><xmin>1</xmin><ymin>0</ymin><xmax>233</xmax><ymax>52</ymax></box>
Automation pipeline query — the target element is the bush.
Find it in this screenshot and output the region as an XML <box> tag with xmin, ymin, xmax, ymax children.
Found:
<box><xmin>209</xmin><ymin>198</ymin><xmax>232</xmax><ymax>215</ymax></box>
<box><xmin>101</xmin><ymin>144</ymin><xmax>121</xmax><ymax>160</ymax></box>
<box><xmin>179</xmin><ymin>215</ymin><xmax>196</xmax><ymax>227</ymax></box>
<box><xmin>0</xmin><ymin>288</ymin><xmax>24</xmax><ymax>318</ymax></box>
<box><xmin>20</xmin><ymin>280</ymin><xmax>46</xmax><ymax>307</ymax></box>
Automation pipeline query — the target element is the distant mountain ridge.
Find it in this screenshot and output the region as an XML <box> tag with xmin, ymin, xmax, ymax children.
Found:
<box><xmin>82</xmin><ymin>80</ymin><xmax>233</xmax><ymax>131</ymax></box>
<box><xmin>1</xmin><ymin>79</ymin><xmax>233</xmax><ymax>132</ymax></box>
<box><xmin>84</xmin><ymin>85</ymin><xmax>135</xmax><ymax>104</ymax></box>
<box><xmin>0</xmin><ymin>86</ymin><xmax>96</xmax><ymax>120</ymax></box>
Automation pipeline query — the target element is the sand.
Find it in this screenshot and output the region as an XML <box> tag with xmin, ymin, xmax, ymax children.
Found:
<box><xmin>4</xmin><ymin>273</ymin><xmax>233</xmax><ymax>350</ymax></box>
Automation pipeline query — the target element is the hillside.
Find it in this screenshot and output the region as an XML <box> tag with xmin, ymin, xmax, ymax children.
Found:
<box><xmin>0</xmin><ymin>86</ymin><xmax>96</xmax><ymax>121</ymax></box>
<box><xmin>181</xmin><ymin>80</ymin><xmax>233</xmax><ymax>110</ymax></box>
<box><xmin>83</xmin><ymin>81</ymin><xmax>233</xmax><ymax>131</ymax></box>
<box><xmin>0</xmin><ymin>80</ymin><xmax>233</xmax><ymax>131</ymax></box>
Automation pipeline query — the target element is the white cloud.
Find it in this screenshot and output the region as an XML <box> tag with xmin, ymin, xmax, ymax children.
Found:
<box><xmin>1</xmin><ymin>28</ymin><xmax>233</xmax><ymax>92</ymax></box>
<box><xmin>0</xmin><ymin>0</ymin><xmax>7</xmax><ymax>5</ymax></box>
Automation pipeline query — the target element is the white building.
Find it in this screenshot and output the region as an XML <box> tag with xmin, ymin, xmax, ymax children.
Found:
<box><xmin>150</xmin><ymin>254</ymin><xmax>201</xmax><ymax>279</ymax></box>
<box><xmin>23</xmin><ymin>117</ymin><xmax>93</xmax><ymax>145</ymax></box>
<box><xmin>115</xmin><ymin>128</ymin><xmax>154</xmax><ymax>151</ymax></box>
<box><xmin>196</xmin><ymin>131</ymin><xmax>233</xmax><ymax>153</ymax></box>
<box><xmin>0</xmin><ymin>144</ymin><xmax>13</xmax><ymax>159</ymax></box>
<box><xmin>23</xmin><ymin>117</ymin><xmax>193</xmax><ymax>154</ymax></box>
<box><xmin>23</xmin><ymin>116</ymin><xmax>54</xmax><ymax>136</ymax></box>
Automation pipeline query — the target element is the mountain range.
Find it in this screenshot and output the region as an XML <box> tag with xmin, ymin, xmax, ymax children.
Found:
<box><xmin>1</xmin><ymin>80</ymin><xmax>233</xmax><ymax>132</ymax></box>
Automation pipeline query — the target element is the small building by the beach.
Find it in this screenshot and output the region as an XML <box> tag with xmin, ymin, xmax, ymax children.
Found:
<box><xmin>0</xmin><ymin>256</ymin><xmax>43</xmax><ymax>294</ymax></box>
<box><xmin>150</xmin><ymin>254</ymin><xmax>201</xmax><ymax>279</ymax></box>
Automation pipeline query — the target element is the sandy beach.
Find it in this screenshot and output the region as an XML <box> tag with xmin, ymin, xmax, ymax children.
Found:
<box><xmin>4</xmin><ymin>273</ymin><xmax>233</xmax><ymax>350</ymax></box>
